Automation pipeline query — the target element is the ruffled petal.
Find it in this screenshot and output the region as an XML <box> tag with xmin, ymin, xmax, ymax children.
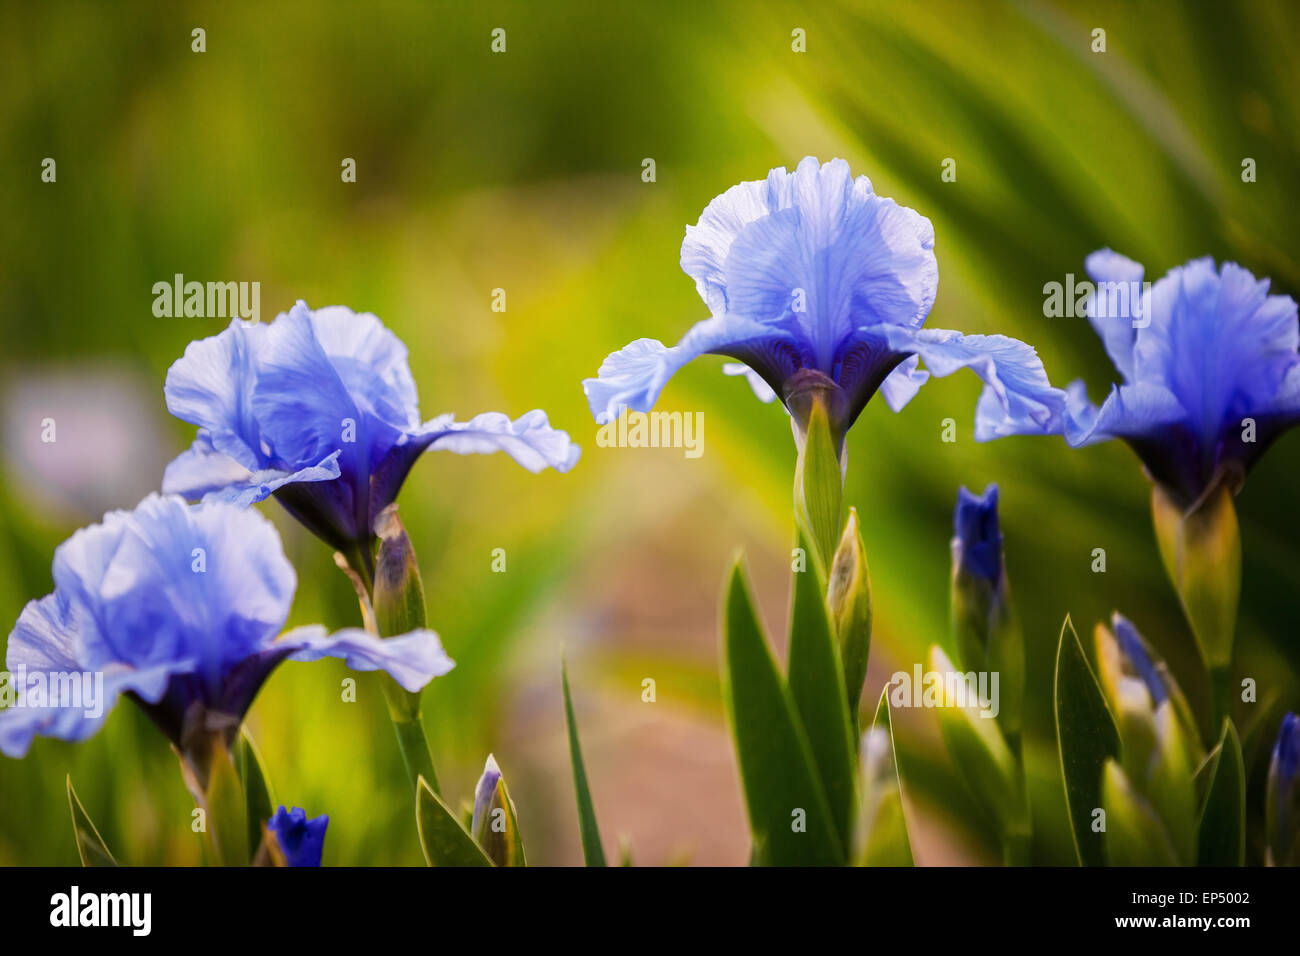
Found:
<box><xmin>583</xmin><ymin>315</ymin><xmax>795</xmax><ymax>423</ymax></box>
<box><xmin>250</xmin><ymin>303</ymin><xmax>374</xmax><ymax>472</ymax></box>
<box><xmin>1062</xmin><ymin>380</ymin><xmax>1186</xmax><ymax>447</ymax></box>
<box><xmin>280</xmin><ymin>625</ymin><xmax>454</xmax><ymax>694</ymax></box>
<box><xmin>878</xmin><ymin>355</ymin><xmax>929</xmax><ymax>412</ymax></box>
<box><xmin>162</xmin><ymin>431</ymin><xmax>343</xmax><ymax>506</ymax></box>
<box><xmin>1084</xmin><ymin>249</ymin><xmax>1146</xmax><ymax>382</ymax></box>
<box><xmin>162</xmin><ymin>430</ymin><xmax>258</xmax><ymax>500</ymax></box>
<box><xmin>295</xmin><ymin>304</ymin><xmax>422</xmax><ymax>434</ymax></box>
<box><xmin>422</xmin><ymin>410</ymin><xmax>581</xmax><ymax>473</ymax></box>
<box><xmin>164</xmin><ymin>320</ymin><xmax>267</xmax><ymax>471</ymax></box>
<box><xmin>0</xmin><ymin>595</ymin><xmax>182</xmax><ymax>757</ymax></box>
<box><xmin>1135</xmin><ymin>258</ymin><xmax>1299</xmax><ymax>443</ymax></box>
<box><xmin>879</xmin><ymin>327</ymin><xmax>1068</xmax><ymax>441</ymax></box>
<box><xmin>684</xmin><ymin>157</ymin><xmax>937</xmax><ymax>372</ymax></box>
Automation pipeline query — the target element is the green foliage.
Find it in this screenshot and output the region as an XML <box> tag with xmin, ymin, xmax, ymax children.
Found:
<box><xmin>562</xmin><ymin>659</ymin><xmax>607</xmax><ymax>867</ymax></box>
<box><xmin>722</xmin><ymin>558</ymin><xmax>843</xmax><ymax>865</ymax></box>
<box><xmin>1054</xmin><ymin>616</ymin><xmax>1119</xmax><ymax>867</ymax></box>
<box><xmin>787</xmin><ymin>530</ymin><xmax>857</xmax><ymax>850</ymax></box>
<box><xmin>66</xmin><ymin>776</ymin><xmax>117</xmax><ymax>867</ymax></box>
<box><xmin>416</xmin><ymin>776</ymin><xmax>492</xmax><ymax>867</ymax></box>
<box><xmin>3</xmin><ymin>0</ymin><xmax>1299</xmax><ymax>866</ymax></box>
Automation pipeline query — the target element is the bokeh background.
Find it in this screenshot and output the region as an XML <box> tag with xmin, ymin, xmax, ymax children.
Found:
<box><xmin>2</xmin><ymin>0</ymin><xmax>1298</xmax><ymax>865</ymax></box>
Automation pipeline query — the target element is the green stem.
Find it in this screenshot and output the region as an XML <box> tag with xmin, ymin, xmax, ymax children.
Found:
<box><xmin>1000</xmin><ymin>732</ymin><xmax>1032</xmax><ymax>867</ymax></box>
<box><xmin>1208</xmin><ymin>665</ymin><xmax>1233</xmax><ymax>739</ymax></box>
<box><xmin>1001</xmin><ymin>829</ymin><xmax>1031</xmax><ymax>867</ymax></box>
<box><xmin>382</xmin><ymin>677</ymin><xmax>440</xmax><ymax>796</ymax></box>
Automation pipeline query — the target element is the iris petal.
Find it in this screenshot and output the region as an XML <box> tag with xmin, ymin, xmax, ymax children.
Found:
<box><xmin>1</xmin><ymin>494</ymin><xmax>454</xmax><ymax>756</ymax></box>
<box><xmin>166</xmin><ymin>302</ymin><xmax>580</xmax><ymax>548</ymax></box>
<box><xmin>582</xmin><ymin>316</ymin><xmax>795</xmax><ymax>424</ymax></box>
<box><xmin>282</xmin><ymin>625</ymin><xmax>454</xmax><ymax>694</ymax></box>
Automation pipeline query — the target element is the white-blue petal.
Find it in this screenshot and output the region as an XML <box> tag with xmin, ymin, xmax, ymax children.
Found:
<box><xmin>420</xmin><ymin>409</ymin><xmax>581</xmax><ymax>473</ymax></box>
<box><xmin>280</xmin><ymin>625</ymin><xmax>454</xmax><ymax>694</ymax></box>
<box><xmin>583</xmin><ymin>314</ymin><xmax>788</xmax><ymax>424</ymax></box>
<box><xmin>879</xmin><ymin>327</ymin><xmax>1068</xmax><ymax>439</ymax></box>
<box><xmin>1084</xmin><ymin>248</ymin><xmax>1146</xmax><ymax>383</ymax></box>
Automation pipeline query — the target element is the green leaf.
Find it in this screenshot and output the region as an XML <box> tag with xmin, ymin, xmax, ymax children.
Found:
<box><xmin>562</xmin><ymin>657</ymin><xmax>607</xmax><ymax>866</ymax></box>
<box><xmin>237</xmin><ymin>728</ymin><xmax>275</xmax><ymax>863</ymax></box>
<box><xmin>787</xmin><ymin>528</ymin><xmax>856</xmax><ymax>850</ymax></box>
<box><xmin>793</xmin><ymin>393</ymin><xmax>842</xmax><ymax>569</ymax></box>
<box><xmin>415</xmin><ymin>776</ymin><xmax>492</xmax><ymax>867</ymax></box>
<box><xmin>722</xmin><ymin>557</ymin><xmax>843</xmax><ymax>865</ymax></box>
<box><xmin>1196</xmin><ymin>719</ymin><xmax>1245</xmax><ymax>866</ymax></box>
<box><xmin>856</xmin><ymin>688</ymin><xmax>913</xmax><ymax>866</ymax></box>
<box><xmin>1054</xmin><ymin>615</ymin><xmax>1120</xmax><ymax>866</ymax></box>
<box><xmin>66</xmin><ymin>776</ymin><xmax>117</xmax><ymax>867</ymax></box>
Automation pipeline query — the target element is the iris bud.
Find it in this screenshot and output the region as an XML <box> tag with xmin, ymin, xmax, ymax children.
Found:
<box><xmin>1266</xmin><ymin>712</ymin><xmax>1300</xmax><ymax>866</ymax></box>
<box><xmin>470</xmin><ymin>754</ymin><xmax>526</xmax><ymax>866</ymax></box>
<box><xmin>949</xmin><ymin>485</ymin><xmax>1022</xmax><ymax>738</ymax></box>
<box><xmin>266</xmin><ymin>806</ymin><xmax>328</xmax><ymax>867</ymax></box>
<box><xmin>1094</xmin><ymin>615</ymin><xmax>1200</xmax><ymax>864</ymax></box>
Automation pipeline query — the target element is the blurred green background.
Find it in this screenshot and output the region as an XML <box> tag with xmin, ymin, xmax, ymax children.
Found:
<box><xmin>2</xmin><ymin>0</ymin><xmax>1298</xmax><ymax>865</ymax></box>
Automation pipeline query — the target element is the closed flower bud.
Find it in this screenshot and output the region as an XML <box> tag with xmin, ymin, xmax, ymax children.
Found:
<box><xmin>1266</xmin><ymin>712</ymin><xmax>1300</xmax><ymax>866</ymax></box>
<box><xmin>266</xmin><ymin>806</ymin><xmax>328</xmax><ymax>867</ymax></box>
<box><xmin>372</xmin><ymin>505</ymin><xmax>428</xmax><ymax>724</ymax></box>
<box><xmin>471</xmin><ymin>754</ymin><xmax>526</xmax><ymax>866</ymax></box>
<box><xmin>1095</xmin><ymin>614</ymin><xmax>1200</xmax><ymax>864</ymax></box>
<box><xmin>949</xmin><ymin>485</ymin><xmax>1023</xmax><ymax>737</ymax></box>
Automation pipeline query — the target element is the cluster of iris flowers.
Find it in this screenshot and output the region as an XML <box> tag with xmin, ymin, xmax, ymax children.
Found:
<box><xmin>3</xmin><ymin>157</ymin><xmax>1298</xmax><ymax>867</ymax></box>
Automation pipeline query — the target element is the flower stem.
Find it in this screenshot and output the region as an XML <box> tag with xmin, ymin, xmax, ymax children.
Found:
<box><xmin>366</xmin><ymin>507</ymin><xmax>443</xmax><ymax>800</ymax></box>
<box><xmin>382</xmin><ymin>677</ymin><xmax>441</xmax><ymax>796</ymax></box>
<box><xmin>1208</xmin><ymin>664</ymin><xmax>1233</xmax><ymax>739</ymax></box>
<box><xmin>1001</xmin><ymin>732</ymin><xmax>1032</xmax><ymax>867</ymax></box>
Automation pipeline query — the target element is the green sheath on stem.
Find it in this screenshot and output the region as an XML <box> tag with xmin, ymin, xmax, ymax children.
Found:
<box><xmin>371</xmin><ymin>505</ymin><xmax>441</xmax><ymax>796</ymax></box>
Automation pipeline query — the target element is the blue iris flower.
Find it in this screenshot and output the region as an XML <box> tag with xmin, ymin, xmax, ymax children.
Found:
<box><xmin>163</xmin><ymin>301</ymin><xmax>581</xmax><ymax>571</ymax></box>
<box><xmin>994</xmin><ymin>251</ymin><xmax>1300</xmax><ymax>508</ymax></box>
<box><xmin>267</xmin><ymin>806</ymin><xmax>328</xmax><ymax>867</ymax></box>
<box><xmin>582</xmin><ymin>157</ymin><xmax>1063</xmax><ymax>448</ymax></box>
<box><xmin>952</xmin><ymin>484</ymin><xmax>1003</xmax><ymax>587</ymax></box>
<box><xmin>0</xmin><ymin>494</ymin><xmax>453</xmax><ymax>759</ymax></box>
